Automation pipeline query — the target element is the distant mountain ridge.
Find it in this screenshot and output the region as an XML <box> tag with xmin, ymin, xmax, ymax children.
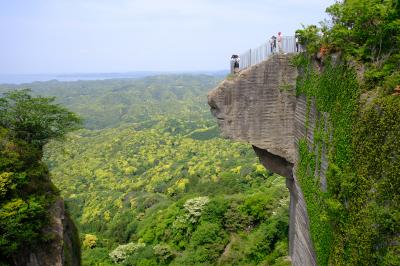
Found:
<box><xmin>0</xmin><ymin>70</ymin><xmax>228</xmax><ymax>85</ymax></box>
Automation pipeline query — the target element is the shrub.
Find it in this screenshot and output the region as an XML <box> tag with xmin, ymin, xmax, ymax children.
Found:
<box><xmin>191</xmin><ymin>222</ymin><xmax>223</xmax><ymax>246</ymax></box>
<box><xmin>183</xmin><ymin>196</ymin><xmax>210</xmax><ymax>223</ymax></box>
<box><xmin>201</xmin><ymin>197</ymin><xmax>228</xmax><ymax>223</ymax></box>
<box><xmin>109</xmin><ymin>242</ymin><xmax>146</xmax><ymax>263</ymax></box>
<box><xmin>0</xmin><ymin>196</ymin><xmax>48</xmax><ymax>255</ymax></box>
<box><xmin>242</xmin><ymin>192</ymin><xmax>274</xmax><ymax>221</ymax></box>
<box><xmin>82</xmin><ymin>234</ymin><xmax>98</xmax><ymax>249</ymax></box>
<box><xmin>153</xmin><ymin>243</ymin><xmax>175</xmax><ymax>263</ymax></box>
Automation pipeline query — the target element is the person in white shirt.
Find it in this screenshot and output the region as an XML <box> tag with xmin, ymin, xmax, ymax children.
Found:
<box><xmin>277</xmin><ymin>32</ymin><xmax>283</xmax><ymax>53</ymax></box>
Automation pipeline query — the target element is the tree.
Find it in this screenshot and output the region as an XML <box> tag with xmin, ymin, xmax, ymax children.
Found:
<box><xmin>325</xmin><ymin>0</ymin><xmax>400</xmax><ymax>62</ymax></box>
<box><xmin>0</xmin><ymin>89</ymin><xmax>81</xmax><ymax>147</ymax></box>
<box><xmin>296</xmin><ymin>25</ymin><xmax>323</xmax><ymax>55</ymax></box>
<box><xmin>324</xmin><ymin>0</ymin><xmax>400</xmax><ymax>87</ymax></box>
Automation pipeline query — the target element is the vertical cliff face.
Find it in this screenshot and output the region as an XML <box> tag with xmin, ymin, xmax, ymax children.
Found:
<box><xmin>208</xmin><ymin>54</ymin><xmax>318</xmax><ymax>265</ymax></box>
<box><xmin>12</xmin><ymin>199</ymin><xmax>81</xmax><ymax>266</ymax></box>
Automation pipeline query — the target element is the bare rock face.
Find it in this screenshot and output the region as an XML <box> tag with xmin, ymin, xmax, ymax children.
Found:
<box><xmin>12</xmin><ymin>199</ymin><xmax>81</xmax><ymax>266</ymax></box>
<box><xmin>208</xmin><ymin>54</ymin><xmax>317</xmax><ymax>266</ymax></box>
<box><xmin>208</xmin><ymin>55</ymin><xmax>297</xmax><ymax>163</ymax></box>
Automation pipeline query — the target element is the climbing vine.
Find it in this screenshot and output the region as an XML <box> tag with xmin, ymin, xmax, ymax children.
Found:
<box><xmin>294</xmin><ymin>52</ymin><xmax>400</xmax><ymax>265</ymax></box>
<box><xmin>297</xmin><ymin>139</ymin><xmax>332</xmax><ymax>266</ymax></box>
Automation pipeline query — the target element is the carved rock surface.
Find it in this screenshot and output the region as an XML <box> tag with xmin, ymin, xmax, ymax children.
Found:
<box><xmin>208</xmin><ymin>55</ymin><xmax>297</xmax><ymax>163</ymax></box>
<box><xmin>208</xmin><ymin>54</ymin><xmax>317</xmax><ymax>266</ymax></box>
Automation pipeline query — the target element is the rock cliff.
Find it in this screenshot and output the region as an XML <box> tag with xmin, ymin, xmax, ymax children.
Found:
<box><xmin>12</xmin><ymin>199</ymin><xmax>81</xmax><ymax>266</ymax></box>
<box><xmin>208</xmin><ymin>54</ymin><xmax>318</xmax><ymax>265</ymax></box>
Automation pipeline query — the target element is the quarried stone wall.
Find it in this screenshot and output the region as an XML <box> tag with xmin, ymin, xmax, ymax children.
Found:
<box><xmin>208</xmin><ymin>54</ymin><xmax>319</xmax><ymax>266</ymax></box>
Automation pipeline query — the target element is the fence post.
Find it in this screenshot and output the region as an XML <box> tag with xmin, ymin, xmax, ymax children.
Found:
<box><xmin>249</xmin><ymin>49</ymin><xmax>252</xmax><ymax>66</ymax></box>
<box><xmin>238</xmin><ymin>36</ymin><xmax>296</xmax><ymax>71</ymax></box>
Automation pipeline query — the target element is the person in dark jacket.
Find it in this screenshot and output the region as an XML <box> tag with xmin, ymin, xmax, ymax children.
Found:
<box><xmin>230</xmin><ymin>54</ymin><xmax>240</xmax><ymax>74</ymax></box>
<box><xmin>270</xmin><ymin>35</ymin><xmax>277</xmax><ymax>53</ymax></box>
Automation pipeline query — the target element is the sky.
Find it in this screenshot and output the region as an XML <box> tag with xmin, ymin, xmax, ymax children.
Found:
<box><xmin>0</xmin><ymin>0</ymin><xmax>335</xmax><ymax>74</ymax></box>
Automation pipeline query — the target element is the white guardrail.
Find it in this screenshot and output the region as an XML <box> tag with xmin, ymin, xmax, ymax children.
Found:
<box><xmin>238</xmin><ymin>36</ymin><xmax>299</xmax><ymax>71</ymax></box>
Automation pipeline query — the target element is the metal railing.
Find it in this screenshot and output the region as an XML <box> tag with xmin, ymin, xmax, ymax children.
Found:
<box><xmin>238</xmin><ymin>36</ymin><xmax>299</xmax><ymax>70</ymax></box>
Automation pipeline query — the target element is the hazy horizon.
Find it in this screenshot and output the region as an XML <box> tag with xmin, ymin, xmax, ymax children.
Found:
<box><xmin>0</xmin><ymin>70</ymin><xmax>230</xmax><ymax>85</ymax></box>
<box><xmin>1</xmin><ymin>0</ymin><xmax>334</xmax><ymax>75</ymax></box>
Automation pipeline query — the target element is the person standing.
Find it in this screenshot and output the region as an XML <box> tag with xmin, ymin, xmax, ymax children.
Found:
<box><xmin>270</xmin><ymin>35</ymin><xmax>277</xmax><ymax>54</ymax></box>
<box><xmin>295</xmin><ymin>34</ymin><xmax>299</xmax><ymax>52</ymax></box>
<box><xmin>230</xmin><ymin>54</ymin><xmax>240</xmax><ymax>74</ymax></box>
<box><xmin>277</xmin><ymin>32</ymin><xmax>283</xmax><ymax>53</ymax></box>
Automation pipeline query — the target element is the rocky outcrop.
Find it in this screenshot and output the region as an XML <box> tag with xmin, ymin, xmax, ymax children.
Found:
<box><xmin>208</xmin><ymin>55</ymin><xmax>297</xmax><ymax>164</ymax></box>
<box><xmin>208</xmin><ymin>54</ymin><xmax>317</xmax><ymax>265</ymax></box>
<box><xmin>12</xmin><ymin>199</ymin><xmax>81</xmax><ymax>266</ymax></box>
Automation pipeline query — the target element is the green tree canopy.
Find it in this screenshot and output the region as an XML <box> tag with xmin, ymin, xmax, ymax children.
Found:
<box><xmin>0</xmin><ymin>89</ymin><xmax>81</xmax><ymax>147</ymax></box>
<box><xmin>325</xmin><ymin>0</ymin><xmax>400</xmax><ymax>62</ymax></box>
<box><xmin>296</xmin><ymin>0</ymin><xmax>400</xmax><ymax>90</ymax></box>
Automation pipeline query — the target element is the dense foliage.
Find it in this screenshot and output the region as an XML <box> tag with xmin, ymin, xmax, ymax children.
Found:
<box><xmin>0</xmin><ymin>89</ymin><xmax>81</xmax><ymax>148</ymax></box>
<box><xmin>1</xmin><ymin>75</ymin><xmax>220</xmax><ymax>131</ymax></box>
<box><xmin>297</xmin><ymin>0</ymin><xmax>399</xmax><ymax>91</ymax></box>
<box><xmin>25</xmin><ymin>75</ymin><xmax>292</xmax><ymax>265</ymax></box>
<box><xmin>294</xmin><ymin>0</ymin><xmax>399</xmax><ymax>265</ymax></box>
<box><xmin>0</xmin><ymin>91</ymin><xmax>81</xmax><ymax>264</ymax></box>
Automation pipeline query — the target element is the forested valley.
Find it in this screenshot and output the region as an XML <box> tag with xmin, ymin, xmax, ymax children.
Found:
<box><xmin>1</xmin><ymin>75</ymin><xmax>290</xmax><ymax>265</ymax></box>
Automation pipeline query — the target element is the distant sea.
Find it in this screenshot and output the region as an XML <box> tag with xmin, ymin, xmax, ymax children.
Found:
<box><xmin>0</xmin><ymin>71</ymin><xmax>228</xmax><ymax>85</ymax></box>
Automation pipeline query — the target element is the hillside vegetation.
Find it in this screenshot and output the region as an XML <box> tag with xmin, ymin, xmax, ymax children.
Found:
<box><xmin>0</xmin><ymin>90</ymin><xmax>81</xmax><ymax>264</ymax></box>
<box><xmin>295</xmin><ymin>0</ymin><xmax>399</xmax><ymax>265</ymax></box>
<box><xmin>2</xmin><ymin>76</ymin><xmax>291</xmax><ymax>265</ymax></box>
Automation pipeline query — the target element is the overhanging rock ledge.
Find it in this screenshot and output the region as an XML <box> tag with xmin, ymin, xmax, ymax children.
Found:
<box><xmin>208</xmin><ymin>54</ymin><xmax>317</xmax><ymax>266</ymax></box>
